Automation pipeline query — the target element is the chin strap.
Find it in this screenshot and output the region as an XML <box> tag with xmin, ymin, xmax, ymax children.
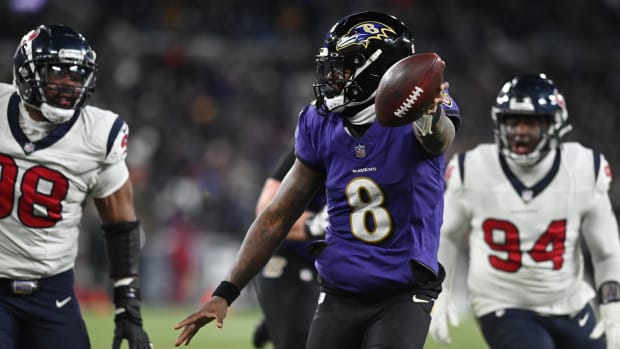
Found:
<box><xmin>21</xmin><ymin>100</ymin><xmax>77</xmax><ymax>124</ymax></box>
<box><xmin>348</xmin><ymin>104</ymin><xmax>376</xmax><ymax>125</ymax></box>
<box><xmin>39</xmin><ymin>103</ymin><xmax>77</xmax><ymax>124</ymax></box>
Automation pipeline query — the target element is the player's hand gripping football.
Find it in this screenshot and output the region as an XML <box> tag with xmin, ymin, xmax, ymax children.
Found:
<box><xmin>174</xmin><ymin>296</ymin><xmax>229</xmax><ymax>346</ymax></box>
<box><xmin>413</xmin><ymin>82</ymin><xmax>449</xmax><ymax>136</ymax></box>
<box><xmin>590</xmin><ymin>302</ymin><xmax>620</xmax><ymax>349</ymax></box>
<box><xmin>429</xmin><ymin>290</ymin><xmax>459</xmax><ymax>345</ymax></box>
<box><xmin>375</xmin><ymin>52</ymin><xmax>445</xmax><ymax>127</ymax></box>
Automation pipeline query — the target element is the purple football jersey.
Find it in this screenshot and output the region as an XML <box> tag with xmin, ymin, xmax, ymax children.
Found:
<box><xmin>295</xmin><ymin>100</ymin><xmax>459</xmax><ymax>293</ymax></box>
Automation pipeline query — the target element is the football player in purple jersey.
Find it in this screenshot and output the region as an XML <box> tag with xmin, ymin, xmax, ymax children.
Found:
<box><xmin>0</xmin><ymin>24</ymin><xmax>151</xmax><ymax>349</ymax></box>
<box><xmin>176</xmin><ymin>11</ymin><xmax>460</xmax><ymax>349</ymax></box>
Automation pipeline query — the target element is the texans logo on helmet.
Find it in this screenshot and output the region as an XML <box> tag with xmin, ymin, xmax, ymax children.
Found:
<box><xmin>336</xmin><ymin>21</ymin><xmax>396</xmax><ymax>50</ymax></box>
<box><xmin>20</xmin><ymin>29</ymin><xmax>40</xmax><ymax>45</ymax></box>
<box><xmin>554</xmin><ymin>89</ymin><xmax>566</xmax><ymax>108</ymax></box>
<box><xmin>19</xmin><ymin>29</ymin><xmax>40</xmax><ymax>60</ymax></box>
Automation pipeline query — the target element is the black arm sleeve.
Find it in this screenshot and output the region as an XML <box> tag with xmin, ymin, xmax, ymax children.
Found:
<box><xmin>103</xmin><ymin>221</ymin><xmax>142</xmax><ymax>278</ymax></box>
<box><xmin>270</xmin><ymin>140</ymin><xmax>296</xmax><ymax>181</ymax></box>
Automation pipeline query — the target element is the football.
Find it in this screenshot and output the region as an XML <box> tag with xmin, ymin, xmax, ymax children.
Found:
<box><xmin>375</xmin><ymin>52</ymin><xmax>445</xmax><ymax>127</ymax></box>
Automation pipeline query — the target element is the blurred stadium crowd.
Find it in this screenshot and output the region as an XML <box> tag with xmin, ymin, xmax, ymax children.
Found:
<box><xmin>1</xmin><ymin>0</ymin><xmax>619</xmax><ymax>304</ymax></box>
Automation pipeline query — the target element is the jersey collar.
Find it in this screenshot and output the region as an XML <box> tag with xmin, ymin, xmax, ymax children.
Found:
<box><xmin>499</xmin><ymin>149</ymin><xmax>561</xmax><ymax>203</ymax></box>
<box><xmin>8</xmin><ymin>93</ymin><xmax>80</xmax><ymax>155</ymax></box>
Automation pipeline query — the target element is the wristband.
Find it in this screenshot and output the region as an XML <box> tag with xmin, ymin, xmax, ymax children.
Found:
<box><xmin>598</xmin><ymin>281</ymin><xmax>620</xmax><ymax>304</ymax></box>
<box><xmin>212</xmin><ymin>281</ymin><xmax>240</xmax><ymax>305</ymax></box>
<box><xmin>114</xmin><ymin>285</ymin><xmax>141</xmax><ymax>301</ymax></box>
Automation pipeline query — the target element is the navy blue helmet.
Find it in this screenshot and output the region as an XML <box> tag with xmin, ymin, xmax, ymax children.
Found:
<box><xmin>13</xmin><ymin>24</ymin><xmax>97</xmax><ymax>123</ymax></box>
<box><xmin>313</xmin><ymin>11</ymin><xmax>414</xmax><ymax>115</ymax></box>
<box><xmin>491</xmin><ymin>74</ymin><xmax>571</xmax><ymax>166</ymax></box>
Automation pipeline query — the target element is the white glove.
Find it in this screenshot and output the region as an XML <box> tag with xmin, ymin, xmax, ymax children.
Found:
<box><xmin>304</xmin><ymin>206</ymin><xmax>328</xmax><ymax>239</ymax></box>
<box><xmin>413</xmin><ymin>113</ymin><xmax>435</xmax><ymax>136</ymax></box>
<box><xmin>590</xmin><ymin>302</ymin><xmax>620</xmax><ymax>348</ymax></box>
<box><xmin>429</xmin><ymin>293</ymin><xmax>460</xmax><ymax>344</ymax></box>
<box><xmin>413</xmin><ymin>87</ymin><xmax>447</xmax><ymax>136</ymax></box>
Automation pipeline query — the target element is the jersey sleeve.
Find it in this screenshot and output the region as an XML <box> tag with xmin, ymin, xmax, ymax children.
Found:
<box><xmin>442</xmin><ymin>153</ymin><xmax>470</xmax><ymax>237</ymax></box>
<box><xmin>440</xmin><ymin>86</ymin><xmax>461</xmax><ymax>130</ymax></box>
<box><xmin>582</xmin><ymin>153</ymin><xmax>620</xmax><ymax>288</ymax></box>
<box><xmin>270</xmin><ymin>139</ymin><xmax>296</xmax><ymax>181</ymax></box>
<box><xmin>91</xmin><ymin>116</ymin><xmax>130</xmax><ymax>197</ymax></box>
<box><xmin>104</xmin><ymin>117</ymin><xmax>129</xmax><ymax>165</ymax></box>
<box><xmin>594</xmin><ymin>153</ymin><xmax>613</xmax><ymax>193</ymax></box>
<box><xmin>294</xmin><ymin>105</ymin><xmax>322</xmax><ymax>170</ymax></box>
<box><xmin>437</xmin><ymin>154</ymin><xmax>471</xmax><ymax>292</ymax></box>
<box><xmin>90</xmin><ymin>161</ymin><xmax>130</xmax><ymax>198</ymax></box>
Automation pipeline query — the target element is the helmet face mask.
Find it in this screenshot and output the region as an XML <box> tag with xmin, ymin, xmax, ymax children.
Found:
<box><xmin>313</xmin><ymin>12</ymin><xmax>414</xmax><ymax>115</ymax></box>
<box><xmin>314</xmin><ymin>50</ymin><xmax>348</xmax><ymax>99</ymax></box>
<box><xmin>498</xmin><ymin>113</ymin><xmax>551</xmax><ymax>159</ymax></box>
<box><xmin>37</xmin><ymin>63</ymin><xmax>92</xmax><ymax>108</ymax></box>
<box><xmin>491</xmin><ymin>74</ymin><xmax>571</xmax><ymax>167</ymax></box>
<box><xmin>13</xmin><ymin>24</ymin><xmax>97</xmax><ymax>123</ymax></box>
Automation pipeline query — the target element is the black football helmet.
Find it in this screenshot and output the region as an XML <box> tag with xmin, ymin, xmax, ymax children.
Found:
<box><xmin>313</xmin><ymin>11</ymin><xmax>414</xmax><ymax>115</ymax></box>
<box><xmin>491</xmin><ymin>74</ymin><xmax>571</xmax><ymax>166</ymax></box>
<box><xmin>13</xmin><ymin>24</ymin><xmax>97</xmax><ymax>123</ymax></box>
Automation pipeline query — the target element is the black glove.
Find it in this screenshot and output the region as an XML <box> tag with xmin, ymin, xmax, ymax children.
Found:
<box><xmin>252</xmin><ymin>317</ymin><xmax>270</xmax><ymax>348</ymax></box>
<box><xmin>113</xmin><ymin>284</ymin><xmax>152</xmax><ymax>349</ymax></box>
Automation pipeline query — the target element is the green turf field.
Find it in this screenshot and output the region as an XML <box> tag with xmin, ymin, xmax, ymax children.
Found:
<box><xmin>83</xmin><ymin>305</ymin><xmax>487</xmax><ymax>348</ymax></box>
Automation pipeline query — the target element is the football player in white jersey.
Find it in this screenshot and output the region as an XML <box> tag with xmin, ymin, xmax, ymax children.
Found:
<box><xmin>430</xmin><ymin>74</ymin><xmax>620</xmax><ymax>349</ymax></box>
<box><xmin>0</xmin><ymin>24</ymin><xmax>151</xmax><ymax>349</ymax></box>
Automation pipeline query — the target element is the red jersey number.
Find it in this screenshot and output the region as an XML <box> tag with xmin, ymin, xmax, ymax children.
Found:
<box><xmin>0</xmin><ymin>154</ymin><xmax>69</xmax><ymax>228</ymax></box>
<box><xmin>482</xmin><ymin>218</ymin><xmax>566</xmax><ymax>272</ymax></box>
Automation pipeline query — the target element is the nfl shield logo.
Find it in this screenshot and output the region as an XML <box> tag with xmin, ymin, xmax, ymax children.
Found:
<box><xmin>354</xmin><ymin>144</ymin><xmax>366</xmax><ymax>159</ymax></box>
<box><xmin>521</xmin><ymin>189</ymin><xmax>533</xmax><ymax>202</ymax></box>
<box><xmin>24</xmin><ymin>142</ymin><xmax>35</xmax><ymax>154</ymax></box>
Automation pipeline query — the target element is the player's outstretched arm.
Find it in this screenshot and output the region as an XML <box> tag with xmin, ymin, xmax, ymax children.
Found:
<box><xmin>430</xmin><ymin>155</ymin><xmax>469</xmax><ymax>344</ymax></box>
<box><xmin>429</xmin><ymin>227</ymin><xmax>463</xmax><ymax>345</ymax></box>
<box><xmin>581</xmin><ymin>188</ymin><xmax>620</xmax><ymax>348</ymax></box>
<box><xmin>256</xmin><ymin>177</ymin><xmax>316</xmax><ymax>240</ymax></box>
<box><xmin>174</xmin><ymin>159</ymin><xmax>324</xmax><ymax>346</ymax></box>
<box><xmin>95</xmin><ymin>180</ymin><xmax>152</xmax><ymax>349</ymax></box>
<box><xmin>413</xmin><ymin>83</ymin><xmax>456</xmax><ymax>155</ymax></box>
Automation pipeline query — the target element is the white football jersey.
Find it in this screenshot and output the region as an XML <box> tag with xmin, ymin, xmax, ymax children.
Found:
<box><xmin>0</xmin><ymin>83</ymin><xmax>129</xmax><ymax>278</ymax></box>
<box><xmin>441</xmin><ymin>142</ymin><xmax>619</xmax><ymax>317</ymax></box>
